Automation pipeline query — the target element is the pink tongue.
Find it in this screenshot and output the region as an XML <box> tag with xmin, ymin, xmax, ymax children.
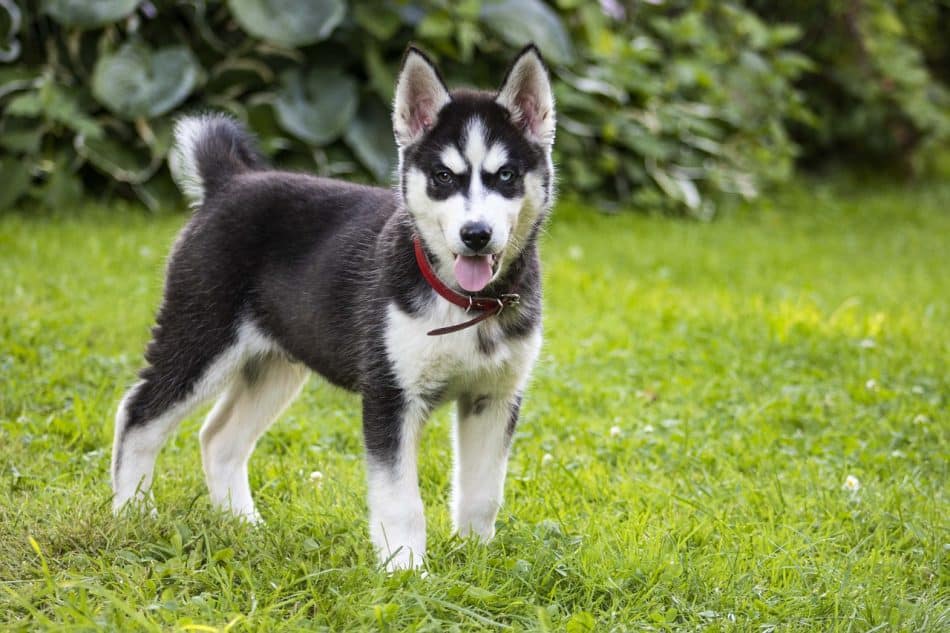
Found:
<box><xmin>453</xmin><ymin>255</ymin><xmax>493</xmax><ymax>292</ymax></box>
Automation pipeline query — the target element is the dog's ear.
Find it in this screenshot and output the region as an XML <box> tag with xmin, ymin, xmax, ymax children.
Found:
<box><xmin>496</xmin><ymin>45</ymin><xmax>556</xmax><ymax>146</ymax></box>
<box><xmin>393</xmin><ymin>47</ymin><xmax>451</xmax><ymax>147</ymax></box>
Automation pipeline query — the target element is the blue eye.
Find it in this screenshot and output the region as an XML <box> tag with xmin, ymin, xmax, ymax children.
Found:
<box><xmin>498</xmin><ymin>168</ymin><xmax>515</xmax><ymax>182</ymax></box>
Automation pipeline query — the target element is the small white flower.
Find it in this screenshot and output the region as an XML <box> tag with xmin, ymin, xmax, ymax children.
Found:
<box><xmin>643</xmin><ymin>424</ymin><xmax>655</xmax><ymax>433</ymax></box>
<box><xmin>309</xmin><ymin>471</ymin><xmax>323</xmax><ymax>484</ymax></box>
<box><xmin>858</xmin><ymin>338</ymin><xmax>876</xmax><ymax>349</ymax></box>
<box><xmin>913</xmin><ymin>414</ymin><xmax>930</xmax><ymax>424</ymax></box>
<box><xmin>567</xmin><ymin>245</ymin><xmax>583</xmax><ymax>261</ymax></box>
<box><xmin>865</xmin><ymin>379</ymin><xmax>878</xmax><ymax>391</ymax></box>
<box><xmin>911</xmin><ymin>385</ymin><xmax>924</xmax><ymax>395</ymax></box>
<box><xmin>842</xmin><ymin>475</ymin><xmax>860</xmax><ymax>492</ymax></box>
<box><xmin>541</xmin><ymin>453</ymin><xmax>553</xmax><ymax>465</ymax></box>
<box><xmin>609</xmin><ymin>425</ymin><xmax>622</xmax><ymax>438</ymax></box>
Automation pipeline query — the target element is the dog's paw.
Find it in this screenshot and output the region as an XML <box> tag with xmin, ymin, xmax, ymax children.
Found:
<box><xmin>239</xmin><ymin>509</ymin><xmax>264</xmax><ymax>526</ymax></box>
<box><xmin>453</xmin><ymin>513</ymin><xmax>497</xmax><ymax>542</ymax></box>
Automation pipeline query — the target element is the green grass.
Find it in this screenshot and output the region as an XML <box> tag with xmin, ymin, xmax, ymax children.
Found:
<box><xmin>1</xmin><ymin>179</ymin><xmax>947</xmax><ymax>631</ymax></box>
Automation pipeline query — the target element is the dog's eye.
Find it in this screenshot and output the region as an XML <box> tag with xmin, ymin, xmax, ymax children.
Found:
<box><xmin>433</xmin><ymin>170</ymin><xmax>454</xmax><ymax>185</ymax></box>
<box><xmin>498</xmin><ymin>168</ymin><xmax>515</xmax><ymax>183</ymax></box>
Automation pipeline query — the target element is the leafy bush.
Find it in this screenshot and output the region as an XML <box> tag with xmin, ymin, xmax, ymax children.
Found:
<box><xmin>747</xmin><ymin>0</ymin><xmax>950</xmax><ymax>171</ymax></box>
<box><xmin>4</xmin><ymin>1</ymin><xmax>937</xmax><ymax>215</ymax></box>
<box><xmin>552</xmin><ymin>1</ymin><xmax>810</xmax><ymax>215</ymax></box>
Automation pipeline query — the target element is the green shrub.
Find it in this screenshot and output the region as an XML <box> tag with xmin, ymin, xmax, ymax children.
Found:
<box><xmin>747</xmin><ymin>0</ymin><xmax>950</xmax><ymax>171</ymax></box>
<box><xmin>0</xmin><ymin>1</ymin><xmax>830</xmax><ymax>214</ymax></box>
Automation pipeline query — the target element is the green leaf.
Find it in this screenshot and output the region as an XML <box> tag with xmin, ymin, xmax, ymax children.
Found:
<box><xmin>481</xmin><ymin>0</ymin><xmax>575</xmax><ymax>65</ymax></box>
<box><xmin>565</xmin><ymin>611</ymin><xmax>596</xmax><ymax>633</ymax></box>
<box><xmin>5</xmin><ymin>92</ymin><xmax>42</xmax><ymax>117</ymax></box>
<box><xmin>344</xmin><ymin>99</ymin><xmax>396</xmax><ymax>182</ymax></box>
<box><xmin>246</xmin><ymin>100</ymin><xmax>293</xmax><ymax>155</ymax></box>
<box><xmin>418</xmin><ymin>12</ymin><xmax>454</xmax><ymax>40</ymax></box>
<box><xmin>228</xmin><ymin>0</ymin><xmax>345</xmax><ymax>48</ymax></box>
<box><xmin>42</xmin><ymin>0</ymin><xmax>139</xmax><ymax>29</ymax></box>
<box><xmin>132</xmin><ymin>173</ymin><xmax>180</xmax><ymax>211</ymax></box>
<box><xmin>0</xmin><ymin>0</ymin><xmax>22</xmax><ymax>62</ymax></box>
<box><xmin>0</xmin><ymin>67</ymin><xmax>39</xmax><ymax>99</ymax></box>
<box><xmin>6</xmin><ymin>80</ymin><xmax>102</xmax><ymax>139</ymax></box>
<box><xmin>0</xmin><ymin>157</ymin><xmax>30</xmax><ymax>209</ymax></box>
<box><xmin>40</xmin><ymin>158</ymin><xmax>84</xmax><ymax>209</ymax></box>
<box><xmin>767</xmin><ymin>24</ymin><xmax>801</xmax><ymax>48</ymax></box>
<box><xmin>0</xmin><ymin>123</ymin><xmax>44</xmax><ymax>154</ymax></box>
<box><xmin>92</xmin><ymin>42</ymin><xmax>202</xmax><ymax>119</ymax></box>
<box><xmin>364</xmin><ymin>43</ymin><xmax>395</xmax><ymax>103</ymax></box>
<box><xmin>75</xmin><ymin>133</ymin><xmax>158</xmax><ymax>184</ymax></box>
<box><xmin>353</xmin><ymin>4</ymin><xmax>401</xmax><ymax>41</ymax></box>
<box><xmin>274</xmin><ymin>68</ymin><xmax>358</xmax><ymax>145</ymax></box>
<box><xmin>648</xmin><ymin>164</ymin><xmax>700</xmax><ymax>211</ymax></box>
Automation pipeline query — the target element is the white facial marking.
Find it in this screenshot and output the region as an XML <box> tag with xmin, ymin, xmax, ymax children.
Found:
<box><xmin>463</xmin><ymin>119</ymin><xmax>488</xmax><ymax>170</ymax></box>
<box><xmin>483</xmin><ymin>143</ymin><xmax>509</xmax><ymax>174</ymax></box>
<box><xmin>439</xmin><ymin>145</ymin><xmax>467</xmax><ymax>174</ymax></box>
<box><xmin>402</xmin><ymin>107</ymin><xmax>554</xmax><ymax>287</ymax></box>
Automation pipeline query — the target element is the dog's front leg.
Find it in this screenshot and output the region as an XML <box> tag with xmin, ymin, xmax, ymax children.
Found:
<box><xmin>363</xmin><ymin>391</ymin><xmax>428</xmax><ymax>571</ymax></box>
<box><xmin>451</xmin><ymin>393</ymin><xmax>522</xmax><ymax>541</ymax></box>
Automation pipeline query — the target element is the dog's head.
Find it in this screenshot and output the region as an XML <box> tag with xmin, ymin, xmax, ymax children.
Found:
<box><xmin>393</xmin><ymin>45</ymin><xmax>556</xmax><ymax>293</ymax></box>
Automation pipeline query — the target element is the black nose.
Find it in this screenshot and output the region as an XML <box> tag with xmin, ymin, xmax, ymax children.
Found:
<box><xmin>460</xmin><ymin>221</ymin><xmax>492</xmax><ymax>252</ymax></box>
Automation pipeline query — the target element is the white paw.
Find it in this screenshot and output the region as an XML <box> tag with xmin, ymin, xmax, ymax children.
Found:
<box><xmin>216</xmin><ymin>503</ymin><xmax>262</xmax><ymax>525</ymax></box>
<box><xmin>454</xmin><ymin>505</ymin><xmax>499</xmax><ymax>541</ymax></box>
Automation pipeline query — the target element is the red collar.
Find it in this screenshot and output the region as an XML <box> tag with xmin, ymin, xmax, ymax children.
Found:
<box><xmin>412</xmin><ymin>235</ymin><xmax>520</xmax><ymax>336</ymax></box>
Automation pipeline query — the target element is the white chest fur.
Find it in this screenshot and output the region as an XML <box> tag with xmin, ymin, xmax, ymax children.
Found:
<box><xmin>384</xmin><ymin>301</ymin><xmax>541</xmax><ymax>402</ymax></box>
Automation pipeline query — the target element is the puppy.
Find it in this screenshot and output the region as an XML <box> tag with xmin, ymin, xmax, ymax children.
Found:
<box><xmin>111</xmin><ymin>45</ymin><xmax>556</xmax><ymax>570</ymax></box>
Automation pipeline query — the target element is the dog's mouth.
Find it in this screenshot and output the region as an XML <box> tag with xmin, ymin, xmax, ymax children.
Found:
<box><xmin>453</xmin><ymin>253</ymin><xmax>499</xmax><ymax>293</ymax></box>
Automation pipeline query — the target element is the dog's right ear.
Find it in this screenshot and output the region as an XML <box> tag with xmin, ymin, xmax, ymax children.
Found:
<box><xmin>393</xmin><ymin>47</ymin><xmax>451</xmax><ymax>147</ymax></box>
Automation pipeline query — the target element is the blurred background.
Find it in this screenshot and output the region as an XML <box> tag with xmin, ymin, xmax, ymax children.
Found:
<box><xmin>0</xmin><ymin>0</ymin><xmax>947</xmax><ymax>215</ymax></box>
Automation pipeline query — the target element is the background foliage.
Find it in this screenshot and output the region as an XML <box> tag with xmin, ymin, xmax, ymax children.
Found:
<box><xmin>0</xmin><ymin>0</ymin><xmax>947</xmax><ymax>215</ymax></box>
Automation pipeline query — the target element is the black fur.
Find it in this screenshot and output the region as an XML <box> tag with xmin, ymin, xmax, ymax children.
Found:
<box><xmin>506</xmin><ymin>394</ymin><xmax>523</xmax><ymax>445</ymax></box>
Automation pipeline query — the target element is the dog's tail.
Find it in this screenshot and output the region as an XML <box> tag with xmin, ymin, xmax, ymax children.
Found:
<box><xmin>168</xmin><ymin>114</ymin><xmax>264</xmax><ymax>210</ymax></box>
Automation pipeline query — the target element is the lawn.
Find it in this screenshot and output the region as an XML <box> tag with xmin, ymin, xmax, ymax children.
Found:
<box><xmin>0</xmin><ymin>180</ymin><xmax>947</xmax><ymax>631</ymax></box>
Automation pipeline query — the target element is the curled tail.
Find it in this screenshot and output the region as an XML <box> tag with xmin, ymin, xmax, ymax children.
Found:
<box><xmin>168</xmin><ymin>114</ymin><xmax>264</xmax><ymax>210</ymax></box>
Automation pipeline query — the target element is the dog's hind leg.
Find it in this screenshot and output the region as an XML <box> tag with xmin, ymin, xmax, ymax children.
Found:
<box><xmin>111</xmin><ymin>325</ymin><xmax>250</xmax><ymax>513</ymax></box>
<box><xmin>199</xmin><ymin>354</ymin><xmax>308</xmax><ymax>522</ymax></box>
<box><xmin>111</xmin><ymin>376</ymin><xmax>229</xmax><ymax>514</ymax></box>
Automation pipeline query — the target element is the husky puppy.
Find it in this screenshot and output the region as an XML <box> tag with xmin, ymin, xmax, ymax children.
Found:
<box><xmin>110</xmin><ymin>45</ymin><xmax>556</xmax><ymax>570</ymax></box>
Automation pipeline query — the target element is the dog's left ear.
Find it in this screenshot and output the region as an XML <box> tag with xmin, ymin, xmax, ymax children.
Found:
<box><xmin>496</xmin><ymin>45</ymin><xmax>556</xmax><ymax>146</ymax></box>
